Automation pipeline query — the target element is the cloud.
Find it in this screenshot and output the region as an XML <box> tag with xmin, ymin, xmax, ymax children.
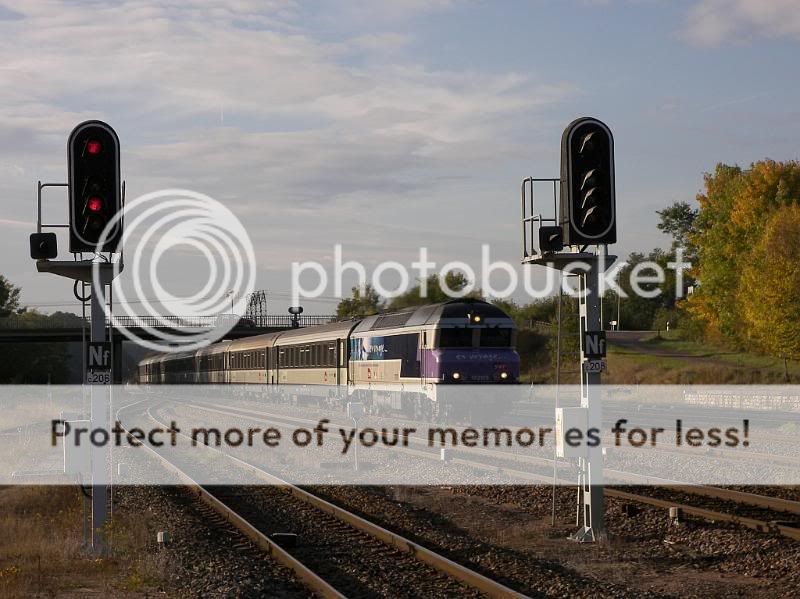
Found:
<box><xmin>683</xmin><ymin>0</ymin><xmax>800</xmax><ymax>46</ymax></box>
<box><xmin>0</xmin><ymin>1</ymin><xmax>575</xmax><ymax>309</ymax></box>
<box><xmin>0</xmin><ymin>0</ymin><xmax>574</xmax><ymax>209</ymax></box>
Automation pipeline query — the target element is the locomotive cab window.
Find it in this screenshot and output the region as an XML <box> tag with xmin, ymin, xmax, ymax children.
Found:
<box><xmin>480</xmin><ymin>328</ymin><xmax>514</xmax><ymax>347</ymax></box>
<box><xmin>437</xmin><ymin>328</ymin><xmax>474</xmax><ymax>348</ymax></box>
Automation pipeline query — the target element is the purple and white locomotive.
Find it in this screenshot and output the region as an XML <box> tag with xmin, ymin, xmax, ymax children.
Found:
<box><xmin>348</xmin><ymin>300</ymin><xmax>519</xmax><ymax>419</ymax></box>
<box><xmin>138</xmin><ymin>299</ymin><xmax>520</xmax><ymax>420</ymax></box>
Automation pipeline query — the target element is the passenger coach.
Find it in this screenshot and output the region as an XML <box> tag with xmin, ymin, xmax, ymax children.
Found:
<box><xmin>138</xmin><ymin>299</ymin><xmax>520</xmax><ymax>420</ymax></box>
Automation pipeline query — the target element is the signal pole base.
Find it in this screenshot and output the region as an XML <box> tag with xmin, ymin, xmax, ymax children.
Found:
<box><xmin>571</xmin><ymin>526</ymin><xmax>596</xmax><ymax>543</ymax></box>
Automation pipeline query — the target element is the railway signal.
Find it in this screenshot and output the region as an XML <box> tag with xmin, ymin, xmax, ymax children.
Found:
<box><xmin>559</xmin><ymin>117</ymin><xmax>616</xmax><ymax>246</ymax></box>
<box><xmin>29</xmin><ymin>232</ymin><xmax>57</xmax><ymax>259</ymax></box>
<box><xmin>521</xmin><ymin>116</ymin><xmax>620</xmax><ymax>543</ymax></box>
<box><xmin>68</xmin><ymin>120</ymin><xmax>122</xmax><ymax>252</ymax></box>
<box><xmin>538</xmin><ymin>225</ymin><xmax>563</xmax><ymax>253</ymax></box>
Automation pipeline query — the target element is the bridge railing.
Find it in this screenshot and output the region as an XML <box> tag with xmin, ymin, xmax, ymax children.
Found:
<box><xmin>0</xmin><ymin>314</ymin><xmax>337</xmax><ymax>330</ymax></box>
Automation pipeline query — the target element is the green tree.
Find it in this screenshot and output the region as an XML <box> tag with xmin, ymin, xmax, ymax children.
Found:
<box><xmin>386</xmin><ymin>271</ymin><xmax>482</xmax><ymax>311</ymax></box>
<box><xmin>491</xmin><ymin>297</ymin><xmax>559</xmax><ymax>329</ymax></box>
<box><xmin>547</xmin><ymin>293</ymin><xmax>580</xmax><ymax>382</ymax></box>
<box><xmin>0</xmin><ymin>275</ymin><xmax>20</xmax><ymax>316</ymax></box>
<box><xmin>0</xmin><ymin>276</ymin><xmax>76</xmax><ymax>383</ymax></box>
<box><xmin>657</xmin><ymin>201</ymin><xmax>698</xmax><ymax>250</ymax></box>
<box><xmin>336</xmin><ymin>284</ymin><xmax>382</xmax><ymax>319</ymax></box>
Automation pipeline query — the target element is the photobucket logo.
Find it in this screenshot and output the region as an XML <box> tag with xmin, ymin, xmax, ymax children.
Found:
<box><xmin>92</xmin><ymin>189</ymin><xmax>256</xmax><ymax>353</ymax></box>
<box><xmin>291</xmin><ymin>245</ymin><xmax>692</xmax><ymax>303</ymax></box>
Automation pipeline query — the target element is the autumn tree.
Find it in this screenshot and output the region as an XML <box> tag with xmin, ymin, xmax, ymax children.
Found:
<box><xmin>687</xmin><ymin>160</ymin><xmax>800</xmax><ymax>344</ymax></box>
<box><xmin>738</xmin><ymin>205</ymin><xmax>800</xmax><ymax>379</ymax></box>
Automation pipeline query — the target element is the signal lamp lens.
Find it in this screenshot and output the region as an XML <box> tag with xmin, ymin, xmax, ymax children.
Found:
<box><xmin>500</xmin><ymin>372</ymin><xmax>508</xmax><ymax>380</ymax></box>
<box><xmin>578</xmin><ymin>131</ymin><xmax>601</xmax><ymax>157</ymax></box>
<box><xmin>581</xmin><ymin>168</ymin><xmax>599</xmax><ymax>190</ymax></box>
<box><xmin>87</xmin><ymin>197</ymin><xmax>103</xmax><ymax>213</ymax></box>
<box><xmin>86</xmin><ymin>215</ymin><xmax>104</xmax><ymax>231</ymax></box>
<box><xmin>452</xmin><ymin>372</ymin><xmax>461</xmax><ymax>380</ymax></box>
<box><xmin>86</xmin><ymin>140</ymin><xmax>102</xmax><ymax>155</ymax></box>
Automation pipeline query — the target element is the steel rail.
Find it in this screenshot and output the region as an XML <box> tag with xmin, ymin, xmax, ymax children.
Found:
<box><xmin>121</xmin><ymin>399</ymin><xmax>529</xmax><ymax>599</ymax></box>
<box><xmin>159</xmin><ymin>397</ymin><xmax>800</xmax><ymax>542</ymax></box>
<box><xmin>607</xmin><ymin>489</ymin><xmax>800</xmax><ymax>541</ymax></box>
<box><xmin>183</xmin><ymin>399</ymin><xmax>800</xmax><ymax>515</ymax></box>
<box><xmin>114</xmin><ymin>402</ymin><xmax>344</xmax><ymax>599</ymax></box>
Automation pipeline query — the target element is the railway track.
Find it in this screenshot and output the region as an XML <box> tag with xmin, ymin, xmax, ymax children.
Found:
<box><xmin>156</xmin><ymin>396</ymin><xmax>800</xmax><ymax>542</ymax></box>
<box><xmin>116</xmin><ymin>399</ymin><xmax>528</xmax><ymax>598</ymax></box>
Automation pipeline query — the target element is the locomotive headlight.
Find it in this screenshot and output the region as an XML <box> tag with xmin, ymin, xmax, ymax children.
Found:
<box><xmin>452</xmin><ymin>372</ymin><xmax>461</xmax><ymax>380</ymax></box>
<box><xmin>472</xmin><ymin>315</ymin><xmax>481</xmax><ymax>323</ymax></box>
<box><xmin>500</xmin><ymin>372</ymin><xmax>508</xmax><ymax>380</ymax></box>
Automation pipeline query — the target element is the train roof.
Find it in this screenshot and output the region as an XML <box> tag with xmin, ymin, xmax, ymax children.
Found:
<box><xmin>196</xmin><ymin>339</ymin><xmax>232</xmax><ymax>356</ymax></box>
<box><xmin>352</xmin><ymin>299</ymin><xmax>513</xmax><ymax>334</ymax></box>
<box><xmin>140</xmin><ymin>348</ymin><xmax>196</xmax><ymax>364</ymax></box>
<box><xmin>272</xmin><ymin>320</ymin><xmax>359</xmax><ymax>344</ymax></box>
<box><xmin>227</xmin><ymin>331</ymin><xmax>284</xmax><ymax>352</ymax></box>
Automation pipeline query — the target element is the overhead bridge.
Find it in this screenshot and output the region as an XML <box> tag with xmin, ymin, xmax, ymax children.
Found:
<box><xmin>0</xmin><ymin>314</ymin><xmax>337</xmax><ymax>344</ymax></box>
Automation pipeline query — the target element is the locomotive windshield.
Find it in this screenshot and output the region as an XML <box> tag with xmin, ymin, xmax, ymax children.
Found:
<box><xmin>480</xmin><ymin>328</ymin><xmax>513</xmax><ymax>347</ymax></box>
<box><xmin>436</xmin><ymin>327</ymin><xmax>514</xmax><ymax>348</ymax></box>
<box><xmin>438</xmin><ymin>328</ymin><xmax>473</xmax><ymax>347</ymax></box>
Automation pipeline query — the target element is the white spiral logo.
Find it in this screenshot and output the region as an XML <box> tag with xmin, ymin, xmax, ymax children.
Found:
<box><xmin>92</xmin><ymin>189</ymin><xmax>256</xmax><ymax>352</ymax></box>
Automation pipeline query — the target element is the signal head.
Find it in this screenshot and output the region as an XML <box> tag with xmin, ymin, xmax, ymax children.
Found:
<box><xmin>559</xmin><ymin>117</ymin><xmax>616</xmax><ymax>246</ymax></box>
<box><xmin>67</xmin><ymin>121</ymin><xmax>121</xmax><ymax>253</ymax></box>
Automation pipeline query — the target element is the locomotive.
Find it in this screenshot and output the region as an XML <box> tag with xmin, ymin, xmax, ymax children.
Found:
<box><xmin>138</xmin><ymin>299</ymin><xmax>520</xmax><ymax>420</ymax></box>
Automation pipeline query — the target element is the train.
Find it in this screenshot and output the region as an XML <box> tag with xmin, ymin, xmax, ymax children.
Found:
<box><xmin>137</xmin><ymin>299</ymin><xmax>520</xmax><ymax>420</ymax></box>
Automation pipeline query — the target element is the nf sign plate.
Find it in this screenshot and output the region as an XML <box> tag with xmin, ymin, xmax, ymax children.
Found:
<box><xmin>86</xmin><ymin>342</ymin><xmax>111</xmax><ymax>384</ymax></box>
<box><xmin>87</xmin><ymin>342</ymin><xmax>111</xmax><ymax>369</ymax></box>
<box><xmin>583</xmin><ymin>331</ymin><xmax>606</xmax><ymax>359</ymax></box>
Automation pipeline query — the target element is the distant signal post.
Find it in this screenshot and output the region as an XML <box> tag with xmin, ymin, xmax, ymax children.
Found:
<box><xmin>30</xmin><ymin>120</ymin><xmax>124</xmax><ymax>553</ymax></box>
<box><xmin>521</xmin><ymin>116</ymin><xmax>617</xmax><ymax>542</ymax></box>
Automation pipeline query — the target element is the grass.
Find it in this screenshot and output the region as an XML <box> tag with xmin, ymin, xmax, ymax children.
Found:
<box><xmin>604</xmin><ymin>332</ymin><xmax>799</xmax><ymax>384</ymax></box>
<box><xmin>0</xmin><ymin>486</ymin><xmax>168</xmax><ymax>597</ymax></box>
<box><xmin>519</xmin><ymin>328</ymin><xmax>800</xmax><ymax>384</ymax></box>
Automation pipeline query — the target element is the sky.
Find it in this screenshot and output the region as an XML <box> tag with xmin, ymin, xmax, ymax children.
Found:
<box><xmin>1</xmin><ymin>0</ymin><xmax>799</xmax><ymax>315</ymax></box>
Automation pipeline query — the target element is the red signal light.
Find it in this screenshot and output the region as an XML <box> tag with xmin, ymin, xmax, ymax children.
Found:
<box><xmin>86</xmin><ymin>140</ymin><xmax>102</xmax><ymax>155</ymax></box>
<box><xmin>87</xmin><ymin>197</ymin><xmax>104</xmax><ymax>213</ymax></box>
